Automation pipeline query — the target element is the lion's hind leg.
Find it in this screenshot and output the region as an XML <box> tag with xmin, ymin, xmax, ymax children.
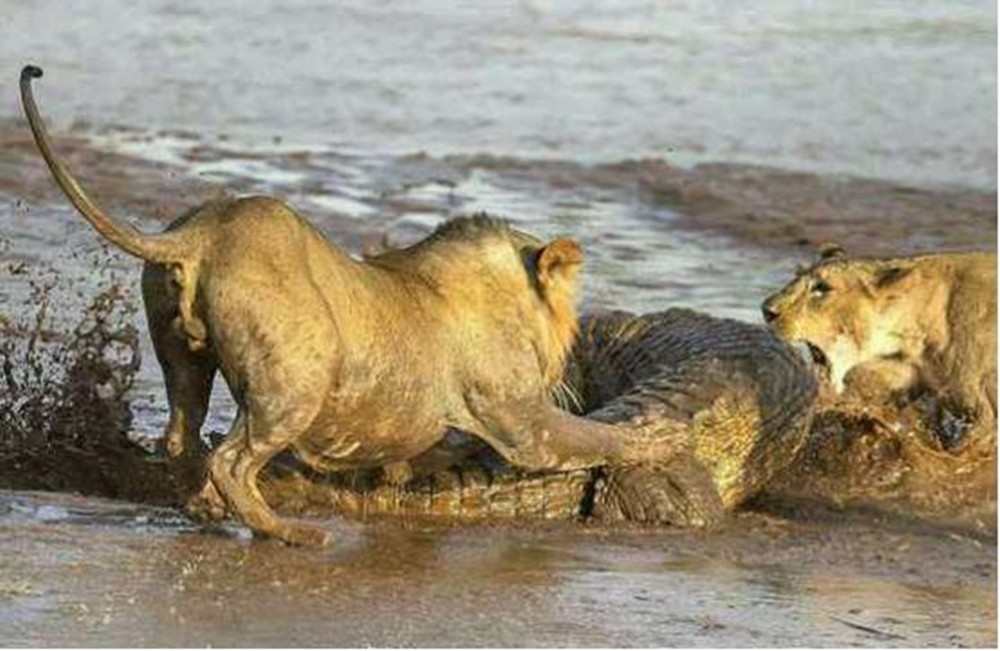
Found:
<box><xmin>158</xmin><ymin>335</ymin><xmax>216</xmax><ymax>462</ymax></box>
<box><xmin>197</xmin><ymin>404</ymin><xmax>332</xmax><ymax>547</ymax></box>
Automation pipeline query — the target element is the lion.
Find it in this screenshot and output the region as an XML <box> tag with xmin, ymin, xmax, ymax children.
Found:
<box><xmin>762</xmin><ymin>243</ymin><xmax>997</xmax><ymax>453</ymax></box>
<box><xmin>20</xmin><ymin>65</ymin><xmax>671</xmax><ymax>546</ymax></box>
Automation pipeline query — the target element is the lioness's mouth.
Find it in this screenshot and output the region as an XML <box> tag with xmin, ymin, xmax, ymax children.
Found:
<box><xmin>805</xmin><ymin>342</ymin><xmax>828</xmax><ymax>366</ymax></box>
<box><xmin>802</xmin><ymin>341</ymin><xmax>832</xmax><ymax>382</ymax></box>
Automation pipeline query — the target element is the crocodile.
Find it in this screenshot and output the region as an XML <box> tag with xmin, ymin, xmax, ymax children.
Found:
<box><xmin>263</xmin><ymin>308</ymin><xmax>819</xmax><ymax>527</ymax></box>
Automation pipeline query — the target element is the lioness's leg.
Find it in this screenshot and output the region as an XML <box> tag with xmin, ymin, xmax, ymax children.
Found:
<box><xmin>158</xmin><ymin>334</ymin><xmax>217</xmax><ymax>460</ymax></box>
<box><xmin>959</xmin><ymin>384</ymin><xmax>997</xmax><ymax>454</ymax></box>
<box><xmin>203</xmin><ymin>405</ymin><xmax>331</xmax><ymax>547</ymax></box>
<box><xmin>143</xmin><ymin>263</ymin><xmax>216</xmax><ymax>463</ymax></box>
<box><xmin>957</xmin><ymin>408</ymin><xmax>997</xmax><ymax>457</ymax></box>
<box><xmin>469</xmin><ymin>394</ymin><xmax>689</xmax><ymax>471</ymax></box>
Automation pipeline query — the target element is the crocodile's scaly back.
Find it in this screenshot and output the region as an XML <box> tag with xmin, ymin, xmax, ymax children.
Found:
<box><xmin>275</xmin><ymin>309</ymin><xmax>817</xmax><ymax>525</ymax></box>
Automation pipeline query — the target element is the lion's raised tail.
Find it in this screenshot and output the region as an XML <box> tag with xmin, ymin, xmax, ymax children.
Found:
<box><xmin>20</xmin><ymin>65</ymin><xmax>187</xmax><ymax>264</ymax></box>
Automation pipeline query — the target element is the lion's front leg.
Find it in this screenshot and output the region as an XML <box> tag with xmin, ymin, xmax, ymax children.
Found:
<box><xmin>192</xmin><ymin>406</ymin><xmax>332</xmax><ymax>547</ymax></box>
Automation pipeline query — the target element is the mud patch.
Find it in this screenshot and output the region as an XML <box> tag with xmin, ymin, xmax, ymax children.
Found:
<box><xmin>760</xmin><ymin>392</ymin><xmax>997</xmax><ymax>533</ymax></box>
<box><xmin>0</xmin><ymin>489</ymin><xmax>994</xmax><ymax>647</ymax></box>
<box><xmin>632</xmin><ymin>159</ymin><xmax>997</xmax><ymax>255</ymax></box>
<box><xmin>0</xmin><ymin>246</ymin><xmax>174</xmax><ymax>505</ymax></box>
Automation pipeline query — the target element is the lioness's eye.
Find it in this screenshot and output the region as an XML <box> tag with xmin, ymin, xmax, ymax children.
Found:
<box><xmin>810</xmin><ymin>280</ymin><xmax>832</xmax><ymax>297</ymax></box>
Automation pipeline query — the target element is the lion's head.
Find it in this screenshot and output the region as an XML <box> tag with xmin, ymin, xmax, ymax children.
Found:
<box><xmin>761</xmin><ymin>245</ymin><xmax>920</xmax><ymax>392</ymax></box>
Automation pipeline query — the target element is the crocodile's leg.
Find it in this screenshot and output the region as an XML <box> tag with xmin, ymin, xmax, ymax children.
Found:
<box><xmin>593</xmin><ymin>454</ymin><xmax>725</xmax><ymax>526</ymax></box>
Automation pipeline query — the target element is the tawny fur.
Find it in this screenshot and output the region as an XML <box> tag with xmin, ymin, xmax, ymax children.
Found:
<box><xmin>763</xmin><ymin>247</ymin><xmax>997</xmax><ymax>454</ymax></box>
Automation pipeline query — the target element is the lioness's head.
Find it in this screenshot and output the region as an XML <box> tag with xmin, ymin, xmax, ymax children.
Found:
<box><xmin>762</xmin><ymin>244</ymin><xmax>919</xmax><ymax>392</ymax></box>
<box><xmin>369</xmin><ymin>214</ymin><xmax>585</xmax><ymax>389</ymax></box>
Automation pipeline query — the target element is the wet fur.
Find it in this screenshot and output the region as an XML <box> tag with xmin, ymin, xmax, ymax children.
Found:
<box><xmin>101</xmin><ymin>198</ymin><xmax>595</xmax><ymax>546</ymax></box>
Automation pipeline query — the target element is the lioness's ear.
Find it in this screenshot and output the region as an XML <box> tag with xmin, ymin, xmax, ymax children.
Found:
<box><xmin>817</xmin><ymin>242</ymin><xmax>846</xmax><ymax>261</ymax></box>
<box><xmin>537</xmin><ymin>238</ymin><xmax>584</xmax><ymax>287</ymax></box>
<box><xmin>872</xmin><ymin>264</ymin><xmax>914</xmax><ymax>289</ymax></box>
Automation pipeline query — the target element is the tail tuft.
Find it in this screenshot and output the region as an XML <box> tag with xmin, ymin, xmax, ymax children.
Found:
<box><xmin>19</xmin><ymin>63</ymin><xmax>184</xmax><ymax>263</ymax></box>
<box><xmin>21</xmin><ymin>65</ymin><xmax>43</xmax><ymax>82</ymax></box>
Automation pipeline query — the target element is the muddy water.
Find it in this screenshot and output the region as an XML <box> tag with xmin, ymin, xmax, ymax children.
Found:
<box><xmin>1</xmin><ymin>491</ymin><xmax>995</xmax><ymax>647</ymax></box>
<box><xmin>1</xmin><ymin>1</ymin><xmax>997</xmax><ymax>646</ymax></box>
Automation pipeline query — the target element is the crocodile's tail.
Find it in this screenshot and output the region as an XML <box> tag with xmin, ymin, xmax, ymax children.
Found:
<box><xmin>20</xmin><ymin>65</ymin><xmax>188</xmax><ymax>264</ymax></box>
<box><xmin>264</xmin><ymin>466</ymin><xmax>595</xmax><ymax>522</ymax></box>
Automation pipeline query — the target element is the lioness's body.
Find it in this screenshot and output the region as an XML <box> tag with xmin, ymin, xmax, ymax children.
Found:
<box><xmin>21</xmin><ymin>66</ymin><xmax>662</xmax><ymax>545</ymax></box>
<box><xmin>763</xmin><ymin>249</ymin><xmax>996</xmax><ymax>452</ymax></box>
<box><xmin>146</xmin><ymin>201</ymin><xmax>571</xmax><ymax>467</ymax></box>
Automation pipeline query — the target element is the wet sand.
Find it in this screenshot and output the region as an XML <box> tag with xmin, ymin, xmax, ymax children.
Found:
<box><xmin>633</xmin><ymin>159</ymin><xmax>997</xmax><ymax>255</ymax></box>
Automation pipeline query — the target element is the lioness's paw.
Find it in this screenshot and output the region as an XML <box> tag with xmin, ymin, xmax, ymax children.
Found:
<box><xmin>273</xmin><ymin>523</ymin><xmax>333</xmax><ymax>547</ymax></box>
<box><xmin>185</xmin><ymin>480</ymin><xmax>228</xmax><ymax>522</ymax></box>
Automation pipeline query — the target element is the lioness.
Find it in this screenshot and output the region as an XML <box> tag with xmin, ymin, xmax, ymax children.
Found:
<box><xmin>20</xmin><ymin>66</ymin><xmax>667</xmax><ymax>545</ymax></box>
<box><xmin>762</xmin><ymin>244</ymin><xmax>996</xmax><ymax>453</ymax></box>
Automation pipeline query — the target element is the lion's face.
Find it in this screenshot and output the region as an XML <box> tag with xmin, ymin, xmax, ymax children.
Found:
<box><xmin>762</xmin><ymin>251</ymin><xmax>915</xmax><ymax>392</ymax></box>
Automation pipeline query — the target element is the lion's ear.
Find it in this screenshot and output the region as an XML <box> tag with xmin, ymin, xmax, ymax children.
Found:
<box><xmin>817</xmin><ymin>242</ymin><xmax>846</xmax><ymax>261</ymax></box>
<box><xmin>536</xmin><ymin>237</ymin><xmax>584</xmax><ymax>288</ymax></box>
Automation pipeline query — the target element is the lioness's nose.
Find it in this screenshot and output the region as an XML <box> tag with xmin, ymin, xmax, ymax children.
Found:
<box><xmin>761</xmin><ymin>299</ymin><xmax>780</xmax><ymax>323</ymax></box>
